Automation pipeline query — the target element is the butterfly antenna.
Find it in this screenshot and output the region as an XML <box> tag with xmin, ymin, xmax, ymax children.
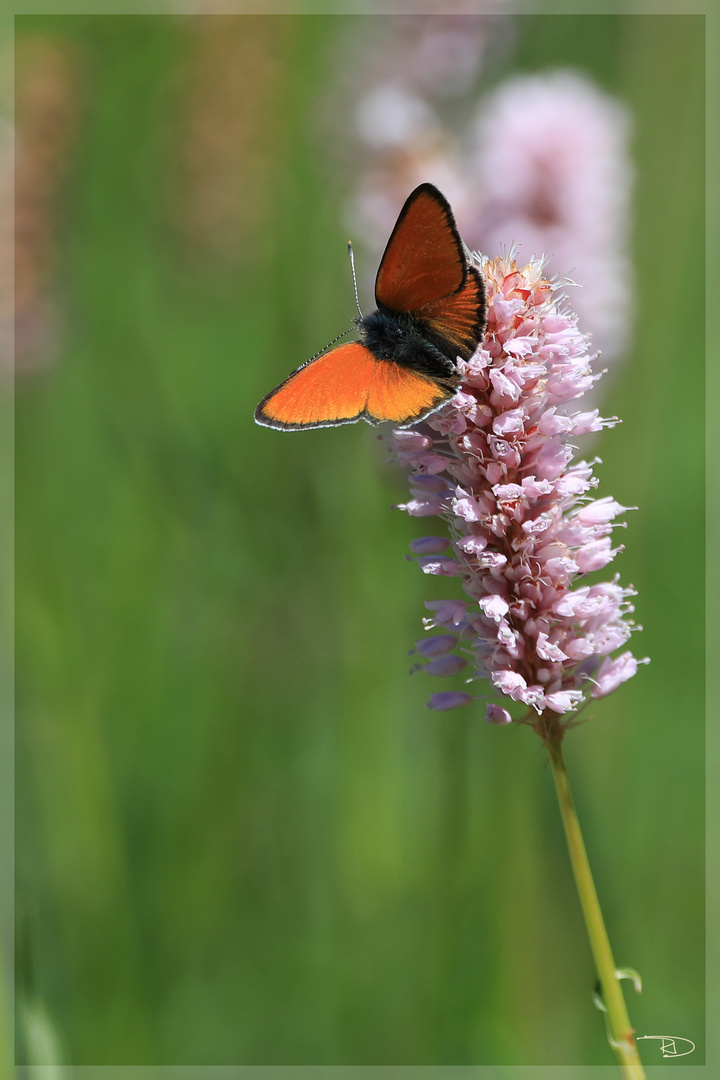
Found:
<box><xmin>306</xmin><ymin>324</ymin><xmax>354</xmax><ymax>363</ymax></box>
<box><xmin>347</xmin><ymin>241</ymin><xmax>363</xmax><ymax>318</ymax></box>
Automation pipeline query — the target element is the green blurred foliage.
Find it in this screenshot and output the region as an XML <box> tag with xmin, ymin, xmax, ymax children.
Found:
<box><xmin>14</xmin><ymin>13</ymin><xmax>704</xmax><ymax>1068</ymax></box>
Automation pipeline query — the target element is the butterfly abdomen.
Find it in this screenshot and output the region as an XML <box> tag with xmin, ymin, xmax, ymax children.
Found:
<box><xmin>359</xmin><ymin>307</ymin><xmax>458</xmax><ymax>382</ymax></box>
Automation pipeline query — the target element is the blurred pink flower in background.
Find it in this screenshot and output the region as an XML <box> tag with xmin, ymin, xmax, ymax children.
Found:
<box><xmin>357</xmin><ymin>14</ymin><xmax>507</xmax><ymax>102</ymax></box>
<box><xmin>337</xmin><ymin>14</ymin><xmax>512</xmax><ymax>270</ymax></box>
<box><xmin>468</xmin><ymin>70</ymin><xmax>634</xmax><ymax>365</ymax></box>
<box><xmin>393</xmin><ymin>253</ymin><xmax>647</xmax><ymax>734</ymax></box>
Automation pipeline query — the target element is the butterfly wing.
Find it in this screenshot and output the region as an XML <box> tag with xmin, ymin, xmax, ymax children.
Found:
<box><xmin>254</xmin><ymin>343</ymin><xmax>378</xmax><ymax>429</ymax></box>
<box><xmin>374</xmin><ymin>183</ymin><xmax>467</xmax><ymax>313</ymax></box>
<box><xmin>254</xmin><ymin>341</ymin><xmax>454</xmax><ymax>430</ymax></box>
<box><xmin>365</xmin><ymin>360</ymin><xmax>455</xmax><ymax>426</ymax></box>
<box><xmin>416</xmin><ymin>266</ymin><xmax>486</xmax><ymax>361</ymax></box>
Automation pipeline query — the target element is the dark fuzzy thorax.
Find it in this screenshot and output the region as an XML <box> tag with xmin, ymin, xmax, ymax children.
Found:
<box><xmin>358</xmin><ymin>307</ymin><xmax>458</xmax><ymax>382</ymax></box>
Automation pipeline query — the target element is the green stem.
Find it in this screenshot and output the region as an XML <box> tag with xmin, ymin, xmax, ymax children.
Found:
<box><xmin>546</xmin><ymin>736</ymin><xmax>645</xmax><ymax>1079</ymax></box>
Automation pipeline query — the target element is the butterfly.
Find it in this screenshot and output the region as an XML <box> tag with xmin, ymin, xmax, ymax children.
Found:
<box><xmin>254</xmin><ymin>182</ymin><xmax>486</xmax><ymax>431</ymax></box>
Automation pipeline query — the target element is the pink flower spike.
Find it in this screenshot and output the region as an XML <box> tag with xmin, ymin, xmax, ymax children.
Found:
<box><xmin>427</xmin><ymin>692</ymin><xmax>475</xmax><ymax>712</ymax></box>
<box><xmin>391</xmin><ymin>254</ymin><xmax>646</xmax><ymax>732</ymax></box>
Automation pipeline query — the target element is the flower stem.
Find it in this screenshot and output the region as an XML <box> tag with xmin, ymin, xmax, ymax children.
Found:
<box><xmin>546</xmin><ymin>736</ymin><xmax>645</xmax><ymax>1078</ymax></box>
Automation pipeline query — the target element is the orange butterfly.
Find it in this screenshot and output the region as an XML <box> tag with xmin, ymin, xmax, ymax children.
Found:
<box><xmin>254</xmin><ymin>183</ymin><xmax>487</xmax><ymax>430</ymax></box>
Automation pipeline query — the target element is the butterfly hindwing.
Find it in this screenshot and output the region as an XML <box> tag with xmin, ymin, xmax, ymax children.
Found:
<box><xmin>374</xmin><ymin>184</ymin><xmax>467</xmax><ymax>313</ymax></box>
<box><xmin>365</xmin><ymin>361</ymin><xmax>455</xmax><ymax>426</ymax></box>
<box><xmin>417</xmin><ymin>266</ymin><xmax>486</xmax><ymax>361</ymax></box>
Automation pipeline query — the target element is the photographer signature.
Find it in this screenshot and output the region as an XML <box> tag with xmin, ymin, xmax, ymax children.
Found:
<box><xmin>637</xmin><ymin>1034</ymin><xmax>695</xmax><ymax>1057</ymax></box>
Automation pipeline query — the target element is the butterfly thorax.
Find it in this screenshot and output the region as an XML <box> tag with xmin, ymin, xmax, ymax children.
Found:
<box><xmin>358</xmin><ymin>307</ymin><xmax>458</xmax><ymax>382</ymax></box>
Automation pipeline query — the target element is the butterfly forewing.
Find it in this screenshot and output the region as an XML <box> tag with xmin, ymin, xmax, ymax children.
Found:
<box><xmin>374</xmin><ymin>184</ymin><xmax>467</xmax><ymax>313</ymax></box>
<box><xmin>254</xmin><ymin>343</ymin><xmax>378</xmax><ymax>429</ymax></box>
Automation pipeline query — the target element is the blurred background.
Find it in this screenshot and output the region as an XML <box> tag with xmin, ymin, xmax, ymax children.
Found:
<box><xmin>10</xmin><ymin>11</ymin><xmax>704</xmax><ymax>1068</ymax></box>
